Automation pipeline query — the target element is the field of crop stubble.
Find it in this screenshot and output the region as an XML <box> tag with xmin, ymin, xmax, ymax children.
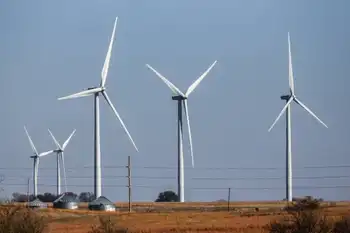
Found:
<box><xmin>21</xmin><ymin>201</ymin><xmax>350</xmax><ymax>233</ymax></box>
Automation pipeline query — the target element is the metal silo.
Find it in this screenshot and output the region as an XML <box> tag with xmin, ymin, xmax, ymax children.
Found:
<box><xmin>88</xmin><ymin>196</ymin><xmax>116</xmax><ymax>211</ymax></box>
<box><xmin>27</xmin><ymin>198</ymin><xmax>47</xmax><ymax>209</ymax></box>
<box><xmin>53</xmin><ymin>193</ymin><xmax>79</xmax><ymax>209</ymax></box>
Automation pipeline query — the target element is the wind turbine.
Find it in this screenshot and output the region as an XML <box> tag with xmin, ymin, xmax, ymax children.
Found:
<box><xmin>57</xmin><ymin>17</ymin><xmax>138</xmax><ymax>199</ymax></box>
<box><xmin>24</xmin><ymin>126</ymin><xmax>54</xmax><ymax>197</ymax></box>
<box><xmin>268</xmin><ymin>32</ymin><xmax>328</xmax><ymax>202</ymax></box>
<box><xmin>146</xmin><ymin>60</ymin><xmax>217</xmax><ymax>202</ymax></box>
<box><xmin>47</xmin><ymin>129</ymin><xmax>76</xmax><ymax>196</ymax></box>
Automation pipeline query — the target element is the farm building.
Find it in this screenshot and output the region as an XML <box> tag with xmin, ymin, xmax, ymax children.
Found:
<box><xmin>27</xmin><ymin>198</ymin><xmax>47</xmax><ymax>209</ymax></box>
<box><xmin>53</xmin><ymin>193</ymin><xmax>79</xmax><ymax>209</ymax></box>
<box><xmin>88</xmin><ymin>196</ymin><xmax>116</xmax><ymax>211</ymax></box>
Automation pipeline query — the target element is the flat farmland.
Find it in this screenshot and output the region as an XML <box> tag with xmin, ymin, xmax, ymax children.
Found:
<box><xmin>8</xmin><ymin>201</ymin><xmax>350</xmax><ymax>233</ymax></box>
<box><xmin>15</xmin><ymin>200</ymin><xmax>350</xmax><ymax>212</ymax></box>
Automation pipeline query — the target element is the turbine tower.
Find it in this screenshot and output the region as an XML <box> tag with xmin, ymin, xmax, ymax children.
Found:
<box><xmin>146</xmin><ymin>60</ymin><xmax>217</xmax><ymax>202</ymax></box>
<box><xmin>268</xmin><ymin>32</ymin><xmax>328</xmax><ymax>202</ymax></box>
<box><xmin>24</xmin><ymin>126</ymin><xmax>54</xmax><ymax>197</ymax></box>
<box><xmin>57</xmin><ymin>17</ymin><xmax>138</xmax><ymax>199</ymax></box>
<box><xmin>47</xmin><ymin>129</ymin><xmax>76</xmax><ymax>196</ymax></box>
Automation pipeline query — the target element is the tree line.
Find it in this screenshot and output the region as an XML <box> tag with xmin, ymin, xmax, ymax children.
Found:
<box><xmin>11</xmin><ymin>192</ymin><xmax>96</xmax><ymax>202</ymax></box>
<box><xmin>11</xmin><ymin>190</ymin><xmax>179</xmax><ymax>202</ymax></box>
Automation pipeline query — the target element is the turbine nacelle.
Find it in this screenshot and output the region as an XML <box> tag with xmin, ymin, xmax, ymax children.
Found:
<box><xmin>87</xmin><ymin>87</ymin><xmax>105</xmax><ymax>91</ymax></box>
<box><xmin>172</xmin><ymin>95</ymin><xmax>187</xmax><ymax>101</ymax></box>
<box><xmin>280</xmin><ymin>95</ymin><xmax>291</xmax><ymax>101</ymax></box>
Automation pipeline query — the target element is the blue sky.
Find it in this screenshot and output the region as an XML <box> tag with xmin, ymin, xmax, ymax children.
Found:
<box><xmin>0</xmin><ymin>0</ymin><xmax>349</xmax><ymax>202</ymax></box>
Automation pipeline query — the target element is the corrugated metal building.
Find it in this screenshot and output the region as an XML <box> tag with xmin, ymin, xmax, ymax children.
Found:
<box><xmin>53</xmin><ymin>193</ymin><xmax>79</xmax><ymax>209</ymax></box>
<box><xmin>27</xmin><ymin>198</ymin><xmax>47</xmax><ymax>209</ymax></box>
<box><xmin>88</xmin><ymin>196</ymin><xmax>116</xmax><ymax>211</ymax></box>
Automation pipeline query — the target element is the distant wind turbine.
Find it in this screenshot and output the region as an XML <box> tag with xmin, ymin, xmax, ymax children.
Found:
<box><xmin>268</xmin><ymin>32</ymin><xmax>328</xmax><ymax>202</ymax></box>
<box><xmin>146</xmin><ymin>60</ymin><xmax>217</xmax><ymax>202</ymax></box>
<box><xmin>24</xmin><ymin>126</ymin><xmax>54</xmax><ymax>197</ymax></box>
<box><xmin>57</xmin><ymin>17</ymin><xmax>138</xmax><ymax>199</ymax></box>
<box><xmin>47</xmin><ymin>129</ymin><xmax>76</xmax><ymax>196</ymax></box>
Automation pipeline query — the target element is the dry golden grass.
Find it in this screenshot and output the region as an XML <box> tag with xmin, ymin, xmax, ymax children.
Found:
<box><xmin>6</xmin><ymin>201</ymin><xmax>350</xmax><ymax>233</ymax></box>
<box><xmin>14</xmin><ymin>200</ymin><xmax>350</xmax><ymax>208</ymax></box>
<box><xmin>45</xmin><ymin>211</ymin><xmax>272</xmax><ymax>233</ymax></box>
<box><xmin>40</xmin><ymin>202</ymin><xmax>350</xmax><ymax>233</ymax></box>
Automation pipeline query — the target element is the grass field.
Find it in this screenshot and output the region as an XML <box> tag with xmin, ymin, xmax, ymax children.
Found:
<box><xmin>7</xmin><ymin>201</ymin><xmax>350</xmax><ymax>233</ymax></box>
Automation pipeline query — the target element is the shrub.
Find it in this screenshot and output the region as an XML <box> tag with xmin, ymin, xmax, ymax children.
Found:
<box><xmin>333</xmin><ymin>216</ymin><xmax>350</xmax><ymax>233</ymax></box>
<box><xmin>88</xmin><ymin>216</ymin><xmax>128</xmax><ymax>233</ymax></box>
<box><xmin>266</xmin><ymin>209</ymin><xmax>333</xmax><ymax>233</ymax></box>
<box><xmin>285</xmin><ymin>196</ymin><xmax>322</xmax><ymax>211</ymax></box>
<box><xmin>0</xmin><ymin>206</ymin><xmax>46</xmax><ymax>233</ymax></box>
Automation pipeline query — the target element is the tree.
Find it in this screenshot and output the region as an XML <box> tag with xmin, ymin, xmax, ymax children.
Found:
<box><xmin>65</xmin><ymin>192</ymin><xmax>78</xmax><ymax>198</ymax></box>
<box><xmin>11</xmin><ymin>192</ymin><xmax>79</xmax><ymax>202</ymax></box>
<box><xmin>79</xmin><ymin>192</ymin><xmax>96</xmax><ymax>202</ymax></box>
<box><xmin>155</xmin><ymin>190</ymin><xmax>179</xmax><ymax>202</ymax></box>
<box><xmin>12</xmin><ymin>192</ymin><xmax>33</xmax><ymax>202</ymax></box>
<box><xmin>37</xmin><ymin>192</ymin><xmax>57</xmax><ymax>202</ymax></box>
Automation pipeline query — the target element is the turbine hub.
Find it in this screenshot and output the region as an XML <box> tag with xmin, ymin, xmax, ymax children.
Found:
<box><xmin>172</xmin><ymin>95</ymin><xmax>187</xmax><ymax>101</ymax></box>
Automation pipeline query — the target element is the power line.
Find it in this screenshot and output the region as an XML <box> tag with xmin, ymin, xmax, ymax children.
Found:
<box><xmin>127</xmin><ymin>165</ymin><xmax>350</xmax><ymax>170</ymax></box>
<box><xmin>191</xmin><ymin>175</ymin><xmax>350</xmax><ymax>181</ymax></box>
<box><xmin>2</xmin><ymin>183</ymin><xmax>350</xmax><ymax>190</ymax></box>
<box><xmin>2</xmin><ymin>174</ymin><xmax>350</xmax><ymax>181</ymax></box>
<box><xmin>1</xmin><ymin>164</ymin><xmax>350</xmax><ymax>171</ymax></box>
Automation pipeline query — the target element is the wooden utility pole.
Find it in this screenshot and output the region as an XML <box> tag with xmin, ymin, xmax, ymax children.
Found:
<box><xmin>27</xmin><ymin>178</ymin><xmax>30</xmax><ymax>206</ymax></box>
<box><xmin>127</xmin><ymin>155</ymin><xmax>132</xmax><ymax>213</ymax></box>
<box><xmin>227</xmin><ymin>187</ymin><xmax>231</xmax><ymax>212</ymax></box>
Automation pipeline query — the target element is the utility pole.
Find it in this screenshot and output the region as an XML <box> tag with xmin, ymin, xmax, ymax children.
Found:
<box><xmin>127</xmin><ymin>155</ymin><xmax>132</xmax><ymax>213</ymax></box>
<box><xmin>27</xmin><ymin>177</ymin><xmax>30</xmax><ymax>206</ymax></box>
<box><xmin>227</xmin><ymin>187</ymin><xmax>231</xmax><ymax>212</ymax></box>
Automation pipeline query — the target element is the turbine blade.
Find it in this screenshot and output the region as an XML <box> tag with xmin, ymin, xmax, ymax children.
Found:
<box><xmin>100</xmin><ymin>17</ymin><xmax>118</xmax><ymax>87</ymax></box>
<box><xmin>288</xmin><ymin>32</ymin><xmax>295</xmax><ymax>94</ymax></box>
<box><xmin>48</xmin><ymin>129</ymin><xmax>62</xmax><ymax>150</ymax></box>
<box><xmin>293</xmin><ymin>97</ymin><xmax>328</xmax><ymax>128</ymax></box>
<box><xmin>58</xmin><ymin>88</ymin><xmax>102</xmax><ymax>100</ymax></box>
<box><xmin>183</xmin><ymin>99</ymin><xmax>194</xmax><ymax>168</ymax></box>
<box><xmin>62</xmin><ymin>129</ymin><xmax>76</xmax><ymax>150</ymax></box>
<box><xmin>145</xmin><ymin>64</ymin><xmax>185</xmax><ymax>96</ymax></box>
<box><xmin>268</xmin><ymin>97</ymin><xmax>293</xmax><ymax>132</ymax></box>
<box><xmin>38</xmin><ymin>150</ymin><xmax>54</xmax><ymax>157</ymax></box>
<box><xmin>186</xmin><ymin>60</ymin><xmax>217</xmax><ymax>96</ymax></box>
<box><xmin>24</xmin><ymin>126</ymin><xmax>38</xmax><ymax>155</ymax></box>
<box><xmin>102</xmin><ymin>91</ymin><xmax>139</xmax><ymax>152</ymax></box>
<box><xmin>61</xmin><ymin>152</ymin><xmax>68</xmax><ymax>193</ymax></box>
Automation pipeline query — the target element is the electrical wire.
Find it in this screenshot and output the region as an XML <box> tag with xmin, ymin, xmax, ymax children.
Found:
<box><xmin>1</xmin><ymin>164</ymin><xmax>350</xmax><ymax>171</ymax></box>
<box><xmin>1</xmin><ymin>183</ymin><xmax>350</xmax><ymax>190</ymax></box>
<box><xmin>1</xmin><ymin>175</ymin><xmax>350</xmax><ymax>180</ymax></box>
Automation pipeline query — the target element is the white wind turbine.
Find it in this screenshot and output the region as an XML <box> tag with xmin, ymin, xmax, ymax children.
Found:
<box><xmin>57</xmin><ymin>17</ymin><xmax>138</xmax><ymax>199</ymax></box>
<box><xmin>146</xmin><ymin>60</ymin><xmax>217</xmax><ymax>202</ymax></box>
<box><xmin>268</xmin><ymin>32</ymin><xmax>328</xmax><ymax>202</ymax></box>
<box><xmin>47</xmin><ymin>129</ymin><xmax>76</xmax><ymax>196</ymax></box>
<box><xmin>24</xmin><ymin>126</ymin><xmax>55</xmax><ymax>197</ymax></box>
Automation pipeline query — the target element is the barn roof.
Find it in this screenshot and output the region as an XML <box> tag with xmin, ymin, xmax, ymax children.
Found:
<box><xmin>28</xmin><ymin>198</ymin><xmax>47</xmax><ymax>207</ymax></box>
<box><xmin>53</xmin><ymin>193</ymin><xmax>79</xmax><ymax>203</ymax></box>
<box><xmin>88</xmin><ymin>196</ymin><xmax>114</xmax><ymax>206</ymax></box>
